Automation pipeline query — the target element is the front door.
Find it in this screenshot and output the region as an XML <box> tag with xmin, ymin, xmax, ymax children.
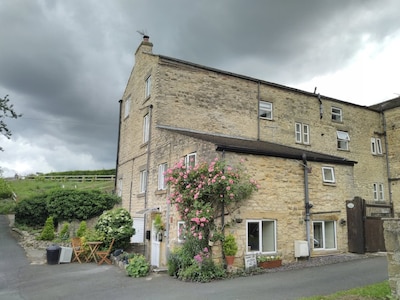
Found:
<box><xmin>151</xmin><ymin>222</ymin><xmax>160</xmax><ymax>267</ymax></box>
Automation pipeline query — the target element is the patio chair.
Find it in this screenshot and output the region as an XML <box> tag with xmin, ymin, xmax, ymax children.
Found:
<box><xmin>96</xmin><ymin>238</ymin><xmax>115</xmax><ymax>265</ymax></box>
<box><xmin>71</xmin><ymin>237</ymin><xmax>85</xmax><ymax>263</ymax></box>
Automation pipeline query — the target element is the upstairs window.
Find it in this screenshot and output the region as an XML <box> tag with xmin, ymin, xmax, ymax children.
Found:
<box><xmin>371</xmin><ymin>138</ymin><xmax>382</xmax><ymax>155</ymax></box>
<box><xmin>295</xmin><ymin>122</ymin><xmax>310</xmax><ymax>144</ymax></box>
<box><xmin>337</xmin><ymin>131</ymin><xmax>350</xmax><ymax>150</ymax></box>
<box><xmin>139</xmin><ymin>169</ymin><xmax>147</xmax><ymax>193</ymax></box>
<box><xmin>124</xmin><ymin>97</ymin><xmax>131</xmax><ymax>119</ymax></box>
<box><xmin>145</xmin><ymin>75</ymin><xmax>151</xmax><ymax>98</ymax></box>
<box><xmin>373</xmin><ymin>183</ymin><xmax>385</xmax><ymax>201</ymax></box>
<box><xmin>322</xmin><ymin>167</ymin><xmax>335</xmax><ymax>183</ymax></box>
<box><xmin>143</xmin><ymin>114</ymin><xmax>150</xmax><ymax>143</ymax></box>
<box><xmin>259</xmin><ymin>101</ymin><xmax>273</xmax><ymax>120</ymax></box>
<box><xmin>331</xmin><ymin>107</ymin><xmax>342</xmax><ymax>122</ymax></box>
<box><xmin>185</xmin><ymin>153</ymin><xmax>196</xmax><ymax>169</ymax></box>
<box><xmin>158</xmin><ymin>163</ymin><xmax>167</xmax><ymax>190</ymax></box>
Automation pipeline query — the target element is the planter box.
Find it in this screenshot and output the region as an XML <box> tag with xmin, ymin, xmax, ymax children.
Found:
<box><xmin>258</xmin><ymin>259</ymin><xmax>282</xmax><ymax>269</ymax></box>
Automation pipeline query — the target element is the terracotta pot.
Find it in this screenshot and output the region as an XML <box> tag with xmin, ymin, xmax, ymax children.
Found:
<box><xmin>258</xmin><ymin>259</ymin><xmax>282</xmax><ymax>269</ymax></box>
<box><xmin>225</xmin><ymin>255</ymin><xmax>235</xmax><ymax>266</ymax></box>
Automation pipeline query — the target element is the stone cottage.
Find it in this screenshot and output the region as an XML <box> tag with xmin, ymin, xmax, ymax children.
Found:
<box><xmin>116</xmin><ymin>35</ymin><xmax>399</xmax><ymax>268</ymax></box>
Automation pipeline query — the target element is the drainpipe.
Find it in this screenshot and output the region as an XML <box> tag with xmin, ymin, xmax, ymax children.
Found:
<box><xmin>382</xmin><ymin>110</ymin><xmax>393</xmax><ymax>206</ymax></box>
<box><xmin>302</xmin><ymin>153</ymin><xmax>311</xmax><ymax>259</ymax></box>
<box><xmin>318</xmin><ymin>93</ymin><xmax>323</xmax><ymax>119</ymax></box>
<box><xmin>115</xmin><ymin>99</ymin><xmax>123</xmax><ymax>191</ymax></box>
<box><xmin>144</xmin><ymin>104</ymin><xmax>153</xmax><ymax>260</ymax></box>
<box><xmin>257</xmin><ymin>81</ymin><xmax>261</xmax><ymax>141</ymax></box>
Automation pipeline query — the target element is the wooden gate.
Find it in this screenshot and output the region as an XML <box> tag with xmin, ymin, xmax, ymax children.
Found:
<box><xmin>346</xmin><ymin>197</ymin><xmax>393</xmax><ymax>254</ymax></box>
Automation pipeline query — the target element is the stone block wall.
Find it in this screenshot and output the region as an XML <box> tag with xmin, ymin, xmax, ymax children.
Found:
<box><xmin>383</xmin><ymin>218</ymin><xmax>400</xmax><ymax>298</ymax></box>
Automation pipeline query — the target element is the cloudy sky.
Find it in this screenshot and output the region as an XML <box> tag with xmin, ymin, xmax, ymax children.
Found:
<box><xmin>0</xmin><ymin>0</ymin><xmax>399</xmax><ymax>177</ymax></box>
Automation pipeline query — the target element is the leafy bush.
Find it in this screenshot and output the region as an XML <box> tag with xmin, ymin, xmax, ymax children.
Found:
<box><xmin>59</xmin><ymin>222</ymin><xmax>70</xmax><ymax>240</ymax></box>
<box><xmin>38</xmin><ymin>216</ymin><xmax>55</xmax><ymax>240</ymax></box>
<box><xmin>14</xmin><ymin>195</ymin><xmax>48</xmax><ymax>227</ymax></box>
<box><xmin>76</xmin><ymin>221</ymin><xmax>87</xmax><ymax>237</ymax></box>
<box><xmin>46</xmin><ymin>189</ymin><xmax>121</xmax><ymax>222</ymax></box>
<box><xmin>126</xmin><ymin>254</ymin><xmax>150</xmax><ymax>277</ymax></box>
<box><xmin>0</xmin><ymin>199</ymin><xmax>16</xmax><ymax>214</ymax></box>
<box><xmin>0</xmin><ymin>178</ymin><xmax>13</xmax><ymax>199</ymax></box>
<box><xmin>95</xmin><ymin>208</ymin><xmax>134</xmax><ymax>250</ymax></box>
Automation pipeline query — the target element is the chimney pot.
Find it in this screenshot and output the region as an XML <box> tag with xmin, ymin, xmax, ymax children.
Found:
<box><xmin>143</xmin><ymin>35</ymin><xmax>149</xmax><ymax>42</ymax></box>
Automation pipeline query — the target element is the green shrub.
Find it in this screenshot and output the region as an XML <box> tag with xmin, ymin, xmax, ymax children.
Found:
<box><xmin>76</xmin><ymin>221</ymin><xmax>87</xmax><ymax>237</ymax></box>
<box><xmin>0</xmin><ymin>178</ymin><xmax>13</xmax><ymax>199</ymax></box>
<box><xmin>0</xmin><ymin>199</ymin><xmax>16</xmax><ymax>214</ymax></box>
<box><xmin>95</xmin><ymin>208</ymin><xmax>134</xmax><ymax>250</ymax></box>
<box><xmin>46</xmin><ymin>189</ymin><xmax>121</xmax><ymax>222</ymax></box>
<box><xmin>59</xmin><ymin>223</ymin><xmax>70</xmax><ymax>240</ymax></box>
<box><xmin>126</xmin><ymin>254</ymin><xmax>150</xmax><ymax>277</ymax></box>
<box><xmin>14</xmin><ymin>195</ymin><xmax>48</xmax><ymax>227</ymax></box>
<box><xmin>38</xmin><ymin>216</ymin><xmax>55</xmax><ymax>240</ymax></box>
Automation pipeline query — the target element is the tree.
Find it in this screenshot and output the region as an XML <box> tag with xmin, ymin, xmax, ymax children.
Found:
<box><xmin>0</xmin><ymin>95</ymin><xmax>22</xmax><ymax>151</ymax></box>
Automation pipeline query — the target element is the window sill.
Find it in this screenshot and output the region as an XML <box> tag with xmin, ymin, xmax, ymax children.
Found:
<box><xmin>322</xmin><ymin>182</ymin><xmax>336</xmax><ymax>187</ymax></box>
<box><xmin>155</xmin><ymin>190</ymin><xmax>167</xmax><ymax>195</ymax></box>
<box><xmin>137</xmin><ymin>193</ymin><xmax>145</xmax><ymax>198</ymax></box>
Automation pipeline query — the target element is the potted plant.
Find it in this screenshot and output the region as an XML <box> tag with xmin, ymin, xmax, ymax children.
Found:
<box><xmin>223</xmin><ymin>234</ymin><xmax>238</xmax><ymax>266</ymax></box>
<box><xmin>257</xmin><ymin>255</ymin><xmax>282</xmax><ymax>269</ymax></box>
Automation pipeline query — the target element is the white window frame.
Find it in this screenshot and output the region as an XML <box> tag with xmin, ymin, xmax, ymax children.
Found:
<box><xmin>143</xmin><ymin>114</ymin><xmax>150</xmax><ymax>143</ymax></box>
<box><xmin>185</xmin><ymin>153</ymin><xmax>196</xmax><ymax>169</ymax></box>
<box><xmin>139</xmin><ymin>169</ymin><xmax>147</xmax><ymax>193</ymax></box>
<box><xmin>337</xmin><ymin>131</ymin><xmax>350</xmax><ymax>150</ymax></box>
<box><xmin>371</xmin><ymin>137</ymin><xmax>382</xmax><ymax>155</ymax></box>
<box><xmin>322</xmin><ymin>167</ymin><xmax>335</xmax><ymax>183</ymax></box>
<box><xmin>373</xmin><ymin>183</ymin><xmax>385</xmax><ymax>201</ymax></box>
<box><xmin>295</xmin><ymin>122</ymin><xmax>310</xmax><ymax>144</ymax></box>
<box><xmin>259</xmin><ymin>101</ymin><xmax>273</xmax><ymax>120</ymax></box>
<box><xmin>158</xmin><ymin>163</ymin><xmax>167</xmax><ymax>190</ymax></box>
<box><xmin>177</xmin><ymin>221</ymin><xmax>186</xmax><ymax>243</ymax></box>
<box><xmin>145</xmin><ymin>75</ymin><xmax>151</xmax><ymax>98</ymax></box>
<box><xmin>124</xmin><ymin>97</ymin><xmax>131</xmax><ymax>119</ymax></box>
<box><xmin>331</xmin><ymin>107</ymin><xmax>342</xmax><ymax>122</ymax></box>
<box><xmin>313</xmin><ymin>220</ymin><xmax>337</xmax><ymax>250</ymax></box>
<box><xmin>246</xmin><ymin>219</ymin><xmax>277</xmax><ymax>254</ymax></box>
<box><xmin>117</xmin><ymin>178</ymin><xmax>123</xmax><ymax>197</ymax></box>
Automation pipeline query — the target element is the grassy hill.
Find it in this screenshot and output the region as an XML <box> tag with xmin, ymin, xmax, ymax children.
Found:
<box><xmin>0</xmin><ymin>170</ymin><xmax>116</xmax><ymax>214</ymax></box>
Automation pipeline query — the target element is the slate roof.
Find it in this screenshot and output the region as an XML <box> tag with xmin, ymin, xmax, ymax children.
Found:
<box><xmin>157</xmin><ymin>125</ymin><xmax>357</xmax><ymax>166</ymax></box>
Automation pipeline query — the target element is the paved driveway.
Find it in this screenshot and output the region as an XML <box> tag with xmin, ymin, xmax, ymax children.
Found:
<box><xmin>0</xmin><ymin>215</ymin><xmax>389</xmax><ymax>300</ymax></box>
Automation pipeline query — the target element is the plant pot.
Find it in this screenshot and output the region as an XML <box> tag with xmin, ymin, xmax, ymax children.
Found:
<box><xmin>258</xmin><ymin>259</ymin><xmax>282</xmax><ymax>269</ymax></box>
<box><xmin>225</xmin><ymin>255</ymin><xmax>235</xmax><ymax>266</ymax></box>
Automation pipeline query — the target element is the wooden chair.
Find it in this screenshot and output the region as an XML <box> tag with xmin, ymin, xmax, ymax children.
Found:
<box><xmin>71</xmin><ymin>237</ymin><xmax>85</xmax><ymax>263</ymax></box>
<box><xmin>96</xmin><ymin>238</ymin><xmax>115</xmax><ymax>265</ymax></box>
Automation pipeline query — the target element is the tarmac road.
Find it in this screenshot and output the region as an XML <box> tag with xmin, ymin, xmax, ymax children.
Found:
<box><xmin>0</xmin><ymin>215</ymin><xmax>389</xmax><ymax>300</ymax></box>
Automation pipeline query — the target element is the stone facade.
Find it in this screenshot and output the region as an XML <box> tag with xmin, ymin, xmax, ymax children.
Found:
<box><xmin>116</xmin><ymin>36</ymin><xmax>400</xmax><ymax>268</ymax></box>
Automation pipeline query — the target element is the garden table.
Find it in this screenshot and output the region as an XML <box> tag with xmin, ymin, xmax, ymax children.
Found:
<box><xmin>86</xmin><ymin>241</ymin><xmax>103</xmax><ymax>263</ymax></box>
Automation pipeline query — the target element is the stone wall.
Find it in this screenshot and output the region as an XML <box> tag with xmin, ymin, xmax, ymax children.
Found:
<box><xmin>383</xmin><ymin>218</ymin><xmax>400</xmax><ymax>298</ymax></box>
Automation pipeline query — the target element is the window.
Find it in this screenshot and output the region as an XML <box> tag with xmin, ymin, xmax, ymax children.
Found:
<box><xmin>259</xmin><ymin>101</ymin><xmax>273</xmax><ymax>120</ymax></box>
<box><xmin>124</xmin><ymin>97</ymin><xmax>131</xmax><ymax>118</ymax></box>
<box><xmin>177</xmin><ymin>221</ymin><xmax>187</xmax><ymax>243</ymax></box>
<box><xmin>336</xmin><ymin>131</ymin><xmax>350</xmax><ymax>150</ymax></box>
<box><xmin>371</xmin><ymin>138</ymin><xmax>382</xmax><ymax>155</ymax></box>
<box><xmin>139</xmin><ymin>169</ymin><xmax>147</xmax><ymax>193</ymax></box>
<box><xmin>322</xmin><ymin>167</ymin><xmax>335</xmax><ymax>183</ymax></box>
<box><xmin>246</xmin><ymin>220</ymin><xmax>276</xmax><ymax>253</ymax></box>
<box><xmin>373</xmin><ymin>183</ymin><xmax>385</xmax><ymax>201</ymax></box>
<box><xmin>145</xmin><ymin>75</ymin><xmax>151</xmax><ymax>98</ymax></box>
<box><xmin>143</xmin><ymin>114</ymin><xmax>150</xmax><ymax>143</ymax></box>
<box><xmin>158</xmin><ymin>163</ymin><xmax>167</xmax><ymax>190</ymax></box>
<box><xmin>313</xmin><ymin>221</ymin><xmax>336</xmax><ymax>250</ymax></box>
<box><xmin>185</xmin><ymin>153</ymin><xmax>196</xmax><ymax>169</ymax></box>
<box><xmin>331</xmin><ymin>107</ymin><xmax>342</xmax><ymax>122</ymax></box>
<box><xmin>117</xmin><ymin>178</ymin><xmax>123</xmax><ymax>197</ymax></box>
<box><xmin>295</xmin><ymin>122</ymin><xmax>310</xmax><ymax>144</ymax></box>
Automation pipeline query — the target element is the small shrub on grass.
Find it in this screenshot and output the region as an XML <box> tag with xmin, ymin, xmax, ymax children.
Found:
<box><xmin>76</xmin><ymin>221</ymin><xmax>87</xmax><ymax>237</ymax></box>
<box><xmin>59</xmin><ymin>223</ymin><xmax>70</xmax><ymax>240</ymax></box>
<box><xmin>38</xmin><ymin>216</ymin><xmax>55</xmax><ymax>241</ymax></box>
<box><xmin>126</xmin><ymin>254</ymin><xmax>150</xmax><ymax>278</ymax></box>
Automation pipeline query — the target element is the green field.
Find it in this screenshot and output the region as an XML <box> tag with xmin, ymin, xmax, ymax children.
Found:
<box><xmin>0</xmin><ymin>176</ymin><xmax>115</xmax><ymax>214</ymax></box>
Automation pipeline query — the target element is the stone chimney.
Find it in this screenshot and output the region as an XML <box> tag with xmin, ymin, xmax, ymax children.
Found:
<box><xmin>135</xmin><ymin>35</ymin><xmax>153</xmax><ymax>55</ymax></box>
